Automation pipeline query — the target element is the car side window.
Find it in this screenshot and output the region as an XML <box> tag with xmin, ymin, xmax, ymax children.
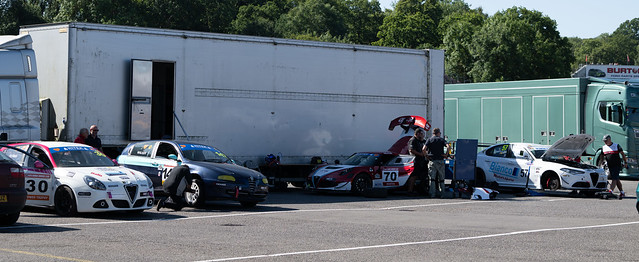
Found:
<box><xmin>27</xmin><ymin>146</ymin><xmax>53</xmax><ymax>168</ymax></box>
<box><xmin>130</xmin><ymin>142</ymin><xmax>155</xmax><ymax>157</ymax></box>
<box><xmin>155</xmin><ymin>143</ymin><xmax>178</xmax><ymax>159</ymax></box>
<box><xmin>486</xmin><ymin>144</ymin><xmax>510</xmax><ymax>158</ymax></box>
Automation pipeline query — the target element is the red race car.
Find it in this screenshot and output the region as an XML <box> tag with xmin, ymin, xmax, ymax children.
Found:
<box><xmin>306</xmin><ymin>152</ymin><xmax>414</xmax><ymax>194</ymax></box>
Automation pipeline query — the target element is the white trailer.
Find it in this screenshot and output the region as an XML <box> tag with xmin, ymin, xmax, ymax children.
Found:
<box><xmin>19</xmin><ymin>22</ymin><xmax>444</xmax><ymax>168</ymax></box>
<box><xmin>0</xmin><ymin>35</ymin><xmax>41</xmax><ymax>142</ymax></box>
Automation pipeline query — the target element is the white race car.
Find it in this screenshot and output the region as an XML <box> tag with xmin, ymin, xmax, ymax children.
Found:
<box><xmin>2</xmin><ymin>142</ymin><xmax>154</xmax><ymax>216</ymax></box>
<box><xmin>476</xmin><ymin>134</ymin><xmax>607</xmax><ymax>192</ymax></box>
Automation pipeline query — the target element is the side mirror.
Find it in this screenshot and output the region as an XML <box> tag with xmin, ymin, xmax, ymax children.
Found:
<box><xmin>112</xmin><ymin>159</ymin><xmax>119</xmax><ymax>166</ymax></box>
<box><xmin>34</xmin><ymin>161</ymin><xmax>46</xmax><ymax>169</ymax></box>
<box><xmin>168</xmin><ymin>154</ymin><xmax>178</xmax><ymax>160</ymax></box>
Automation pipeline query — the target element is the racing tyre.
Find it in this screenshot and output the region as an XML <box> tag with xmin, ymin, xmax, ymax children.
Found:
<box><xmin>240</xmin><ymin>201</ymin><xmax>257</xmax><ymax>208</ymax></box>
<box><xmin>0</xmin><ymin>212</ymin><xmax>20</xmax><ymax>226</ymax></box>
<box><xmin>543</xmin><ymin>174</ymin><xmax>560</xmax><ymax>191</ymax></box>
<box><xmin>185</xmin><ymin>178</ymin><xmax>205</xmax><ymax>207</ymax></box>
<box><xmin>54</xmin><ymin>186</ymin><xmax>77</xmax><ymax>217</ymax></box>
<box><xmin>351</xmin><ymin>174</ymin><xmax>372</xmax><ymax>195</ymax></box>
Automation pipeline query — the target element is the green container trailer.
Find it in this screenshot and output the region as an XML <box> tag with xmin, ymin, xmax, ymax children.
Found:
<box><xmin>445</xmin><ymin>77</ymin><xmax>639</xmax><ymax>178</ymax></box>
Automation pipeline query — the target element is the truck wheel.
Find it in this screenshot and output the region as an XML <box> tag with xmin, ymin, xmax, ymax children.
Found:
<box><xmin>240</xmin><ymin>201</ymin><xmax>257</xmax><ymax>208</ymax></box>
<box><xmin>185</xmin><ymin>178</ymin><xmax>205</xmax><ymax>207</ymax></box>
<box><xmin>542</xmin><ymin>173</ymin><xmax>560</xmax><ymax>191</ymax></box>
<box><xmin>55</xmin><ymin>186</ymin><xmax>77</xmax><ymax>217</ymax></box>
<box><xmin>0</xmin><ymin>212</ymin><xmax>20</xmax><ymax>226</ymax></box>
<box><xmin>351</xmin><ymin>174</ymin><xmax>372</xmax><ymax>194</ymax></box>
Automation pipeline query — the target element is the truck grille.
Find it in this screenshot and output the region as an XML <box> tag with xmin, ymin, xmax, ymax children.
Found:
<box><xmin>125</xmin><ymin>184</ymin><xmax>138</xmax><ymax>203</ymax></box>
<box><xmin>590</xmin><ymin>173</ymin><xmax>599</xmax><ymax>185</ymax></box>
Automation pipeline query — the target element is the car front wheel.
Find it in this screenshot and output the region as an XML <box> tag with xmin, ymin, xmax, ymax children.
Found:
<box><xmin>351</xmin><ymin>174</ymin><xmax>372</xmax><ymax>194</ymax></box>
<box><xmin>55</xmin><ymin>186</ymin><xmax>77</xmax><ymax>217</ymax></box>
<box><xmin>185</xmin><ymin>178</ymin><xmax>205</xmax><ymax>207</ymax></box>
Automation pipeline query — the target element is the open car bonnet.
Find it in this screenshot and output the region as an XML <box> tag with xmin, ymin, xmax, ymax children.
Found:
<box><xmin>541</xmin><ymin>134</ymin><xmax>594</xmax><ymax>161</ymax></box>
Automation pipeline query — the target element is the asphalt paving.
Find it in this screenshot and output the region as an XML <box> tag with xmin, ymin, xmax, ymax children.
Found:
<box><xmin>2</xmin><ymin>181</ymin><xmax>638</xmax><ymax>261</ymax></box>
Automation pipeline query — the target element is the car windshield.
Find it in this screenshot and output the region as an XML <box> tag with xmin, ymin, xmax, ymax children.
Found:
<box><xmin>50</xmin><ymin>146</ymin><xmax>115</xmax><ymax>167</ymax></box>
<box><xmin>343</xmin><ymin>153</ymin><xmax>380</xmax><ymax>166</ymax></box>
<box><xmin>527</xmin><ymin>146</ymin><xmax>548</xmax><ymax>159</ymax></box>
<box><xmin>179</xmin><ymin>143</ymin><xmax>233</xmax><ymax>163</ymax></box>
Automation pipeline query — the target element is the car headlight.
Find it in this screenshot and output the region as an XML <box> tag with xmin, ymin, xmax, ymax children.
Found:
<box><xmin>262</xmin><ymin>178</ymin><xmax>269</xmax><ymax>184</ymax></box>
<box><xmin>218</xmin><ymin>175</ymin><xmax>236</xmax><ymax>182</ymax></box>
<box><xmin>145</xmin><ymin>176</ymin><xmax>153</xmax><ymax>188</ymax></box>
<box><xmin>84</xmin><ymin>176</ymin><xmax>106</xmax><ymax>190</ymax></box>
<box><xmin>560</xmin><ymin>168</ymin><xmax>585</xmax><ymax>175</ymax></box>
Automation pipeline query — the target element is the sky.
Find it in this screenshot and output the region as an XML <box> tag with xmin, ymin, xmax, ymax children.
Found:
<box><xmin>377</xmin><ymin>0</ymin><xmax>639</xmax><ymax>39</ymax></box>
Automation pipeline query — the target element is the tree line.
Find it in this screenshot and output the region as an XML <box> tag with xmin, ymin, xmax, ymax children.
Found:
<box><xmin>1</xmin><ymin>0</ymin><xmax>638</xmax><ymax>83</ymax></box>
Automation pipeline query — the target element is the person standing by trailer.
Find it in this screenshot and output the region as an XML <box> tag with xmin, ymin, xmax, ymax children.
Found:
<box><xmin>85</xmin><ymin>125</ymin><xmax>103</xmax><ymax>151</ymax></box>
<box><xmin>74</xmin><ymin>128</ymin><xmax>89</xmax><ymax>144</ymax></box>
<box><xmin>425</xmin><ymin>128</ymin><xmax>447</xmax><ymax>198</ymax></box>
<box><xmin>407</xmin><ymin>128</ymin><xmax>428</xmax><ymax>195</ymax></box>
<box><xmin>602</xmin><ymin>134</ymin><xmax>628</xmax><ymax>198</ymax></box>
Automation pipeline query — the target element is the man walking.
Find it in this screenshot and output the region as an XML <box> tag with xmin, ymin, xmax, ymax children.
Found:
<box><xmin>602</xmin><ymin>134</ymin><xmax>627</xmax><ymax>198</ymax></box>
<box><xmin>425</xmin><ymin>128</ymin><xmax>447</xmax><ymax>198</ymax></box>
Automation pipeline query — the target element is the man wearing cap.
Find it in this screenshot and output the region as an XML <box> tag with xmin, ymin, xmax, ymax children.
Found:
<box><xmin>602</xmin><ymin>134</ymin><xmax>627</xmax><ymax>198</ymax></box>
<box><xmin>85</xmin><ymin>125</ymin><xmax>103</xmax><ymax>152</ymax></box>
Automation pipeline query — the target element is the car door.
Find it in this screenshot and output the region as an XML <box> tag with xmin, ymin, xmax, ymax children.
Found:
<box><xmin>4</xmin><ymin>144</ymin><xmax>55</xmax><ymax>207</ymax></box>
<box><xmin>152</xmin><ymin>142</ymin><xmax>180</xmax><ymax>186</ymax></box>
<box><xmin>509</xmin><ymin>144</ymin><xmax>535</xmax><ymax>188</ymax></box>
<box><xmin>479</xmin><ymin>144</ymin><xmax>523</xmax><ymax>188</ymax></box>
<box><xmin>118</xmin><ymin>141</ymin><xmax>161</xmax><ymax>187</ymax></box>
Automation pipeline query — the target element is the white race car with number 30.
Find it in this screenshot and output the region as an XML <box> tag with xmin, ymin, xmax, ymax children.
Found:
<box><xmin>2</xmin><ymin>142</ymin><xmax>155</xmax><ymax>216</ymax></box>
<box><xmin>476</xmin><ymin>134</ymin><xmax>607</xmax><ymax>193</ymax></box>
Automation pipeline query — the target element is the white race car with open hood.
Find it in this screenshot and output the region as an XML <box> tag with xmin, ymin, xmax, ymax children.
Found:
<box><xmin>476</xmin><ymin>134</ymin><xmax>607</xmax><ymax>192</ymax></box>
<box><xmin>2</xmin><ymin>142</ymin><xmax>155</xmax><ymax>216</ymax></box>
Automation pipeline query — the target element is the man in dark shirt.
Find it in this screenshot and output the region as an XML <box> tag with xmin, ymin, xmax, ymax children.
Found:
<box><xmin>425</xmin><ymin>128</ymin><xmax>447</xmax><ymax>198</ymax></box>
<box><xmin>157</xmin><ymin>163</ymin><xmax>193</xmax><ymax>211</ymax></box>
<box><xmin>85</xmin><ymin>125</ymin><xmax>103</xmax><ymax>152</ymax></box>
<box><xmin>406</xmin><ymin>128</ymin><xmax>427</xmax><ymax>195</ymax></box>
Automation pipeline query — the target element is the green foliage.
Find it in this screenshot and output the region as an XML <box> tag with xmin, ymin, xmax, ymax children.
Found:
<box><xmin>275</xmin><ymin>0</ymin><xmax>349</xmax><ymax>39</ymax></box>
<box><xmin>468</xmin><ymin>7</ymin><xmax>573</xmax><ymax>82</ymax></box>
<box><xmin>0</xmin><ymin>0</ymin><xmax>46</xmax><ymax>35</ymax></box>
<box><xmin>231</xmin><ymin>0</ymin><xmax>293</xmax><ymax>37</ymax></box>
<box><xmin>343</xmin><ymin>0</ymin><xmax>384</xmax><ymax>44</ymax></box>
<box><xmin>374</xmin><ymin>0</ymin><xmax>443</xmax><ymax>49</ymax></box>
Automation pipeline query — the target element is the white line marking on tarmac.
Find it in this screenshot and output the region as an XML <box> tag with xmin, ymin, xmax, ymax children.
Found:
<box><xmin>194</xmin><ymin>221</ymin><xmax>639</xmax><ymax>262</ymax></box>
<box><xmin>6</xmin><ymin>201</ymin><xmax>479</xmax><ymax>229</ymax></box>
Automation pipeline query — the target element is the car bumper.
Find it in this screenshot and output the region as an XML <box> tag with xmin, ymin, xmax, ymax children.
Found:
<box><xmin>0</xmin><ymin>188</ymin><xmax>27</xmax><ymax>214</ymax></box>
<box><xmin>74</xmin><ymin>185</ymin><xmax>155</xmax><ymax>213</ymax></box>
<box><xmin>205</xmin><ymin>181</ymin><xmax>268</xmax><ymax>202</ymax></box>
<box><xmin>560</xmin><ymin>172</ymin><xmax>607</xmax><ymax>190</ymax></box>
<box><xmin>306</xmin><ymin>180</ymin><xmax>351</xmax><ymax>191</ymax></box>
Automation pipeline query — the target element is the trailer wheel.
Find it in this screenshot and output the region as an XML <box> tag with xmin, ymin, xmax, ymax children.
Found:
<box><xmin>351</xmin><ymin>174</ymin><xmax>372</xmax><ymax>194</ymax></box>
<box><xmin>541</xmin><ymin>172</ymin><xmax>560</xmax><ymax>191</ymax></box>
<box><xmin>54</xmin><ymin>186</ymin><xmax>77</xmax><ymax>217</ymax></box>
<box><xmin>185</xmin><ymin>178</ymin><xmax>205</xmax><ymax>207</ymax></box>
<box><xmin>0</xmin><ymin>212</ymin><xmax>20</xmax><ymax>226</ymax></box>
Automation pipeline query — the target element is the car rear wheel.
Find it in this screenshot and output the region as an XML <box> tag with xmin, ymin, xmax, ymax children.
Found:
<box><xmin>473</xmin><ymin>169</ymin><xmax>486</xmax><ymax>187</ymax></box>
<box><xmin>351</xmin><ymin>173</ymin><xmax>372</xmax><ymax>194</ymax></box>
<box><xmin>0</xmin><ymin>212</ymin><xmax>20</xmax><ymax>226</ymax></box>
<box><xmin>185</xmin><ymin>178</ymin><xmax>205</xmax><ymax>207</ymax></box>
<box><xmin>55</xmin><ymin>186</ymin><xmax>77</xmax><ymax>217</ymax></box>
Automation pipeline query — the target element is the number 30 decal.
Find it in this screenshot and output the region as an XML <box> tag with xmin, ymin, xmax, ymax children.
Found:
<box><xmin>383</xmin><ymin>171</ymin><xmax>398</xmax><ymax>181</ymax></box>
<box><xmin>26</xmin><ymin>180</ymin><xmax>48</xmax><ymax>193</ymax></box>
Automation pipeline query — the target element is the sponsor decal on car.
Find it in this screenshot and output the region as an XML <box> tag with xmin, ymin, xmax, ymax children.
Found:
<box><xmin>489</xmin><ymin>162</ymin><xmax>519</xmax><ymax>177</ymax></box>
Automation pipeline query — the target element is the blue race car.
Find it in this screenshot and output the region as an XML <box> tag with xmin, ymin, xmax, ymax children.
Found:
<box><xmin>117</xmin><ymin>141</ymin><xmax>268</xmax><ymax>207</ymax></box>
